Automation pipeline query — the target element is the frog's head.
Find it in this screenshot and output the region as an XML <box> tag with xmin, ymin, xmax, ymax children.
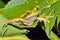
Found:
<box><xmin>21</xmin><ymin>7</ymin><xmax>39</xmax><ymax>19</ymax></box>
<box><xmin>22</xmin><ymin>7</ymin><xmax>39</xmax><ymax>25</ymax></box>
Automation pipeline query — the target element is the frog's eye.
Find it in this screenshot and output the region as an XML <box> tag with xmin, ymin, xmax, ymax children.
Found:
<box><xmin>22</xmin><ymin>11</ymin><xmax>32</xmax><ymax>18</ymax></box>
<box><xmin>27</xmin><ymin>11</ymin><xmax>32</xmax><ymax>14</ymax></box>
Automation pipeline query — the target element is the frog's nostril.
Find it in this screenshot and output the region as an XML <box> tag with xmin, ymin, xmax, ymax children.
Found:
<box><xmin>22</xmin><ymin>11</ymin><xmax>32</xmax><ymax>18</ymax></box>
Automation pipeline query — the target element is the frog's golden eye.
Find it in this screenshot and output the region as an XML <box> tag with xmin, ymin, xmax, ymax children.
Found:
<box><xmin>22</xmin><ymin>7</ymin><xmax>38</xmax><ymax>19</ymax></box>
<box><xmin>22</xmin><ymin>11</ymin><xmax>32</xmax><ymax>18</ymax></box>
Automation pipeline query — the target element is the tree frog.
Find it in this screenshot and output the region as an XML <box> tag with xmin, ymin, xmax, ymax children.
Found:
<box><xmin>2</xmin><ymin>6</ymin><xmax>54</xmax><ymax>36</ymax></box>
<box><xmin>4</xmin><ymin>7</ymin><xmax>38</xmax><ymax>26</ymax></box>
<box><xmin>4</xmin><ymin>6</ymin><xmax>53</xmax><ymax>26</ymax></box>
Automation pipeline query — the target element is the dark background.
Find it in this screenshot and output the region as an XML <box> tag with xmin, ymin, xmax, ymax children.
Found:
<box><xmin>26</xmin><ymin>22</ymin><xmax>50</xmax><ymax>40</ymax></box>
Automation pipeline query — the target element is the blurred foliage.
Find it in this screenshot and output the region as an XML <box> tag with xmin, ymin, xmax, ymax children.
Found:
<box><xmin>0</xmin><ymin>0</ymin><xmax>5</xmax><ymax>8</ymax></box>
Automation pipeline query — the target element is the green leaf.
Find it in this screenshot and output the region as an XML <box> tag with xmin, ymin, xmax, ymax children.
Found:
<box><xmin>51</xmin><ymin>0</ymin><xmax>60</xmax><ymax>22</ymax></box>
<box><xmin>38</xmin><ymin>0</ymin><xmax>58</xmax><ymax>39</ymax></box>
<box><xmin>38</xmin><ymin>0</ymin><xmax>58</xmax><ymax>10</ymax></box>
<box><xmin>49</xmin><ymin>31</ymin><xmax>59</xmax><ymax>40</ymax></box>
<box><xmin>0</xmin><ymin>14</ymin><xmax>8</xmax><ymax>36</ymax></box>
<box><xmin>2</xmin><ymin>26</ymin><xmax>29</xmax><ymax>37</ymax></box>
<box><xmin>38</xmin><ymin>0</ymin><xmax>60</xmax><ymax>40</ymax></box>
<box><xmin>0</xmin><ymin>0</ymin><xmax>37</xmax><ymax>19</ymax></box>
<box><xmin>48</xmin><ymin>0</ymin><xmax>58</xmax><ymax>4</ymax></box>
<box><xmin>0</xmin><ymin>35</ymin><xmax>29</xmax><ymax>40</ymax></box>
<box><xmin>5</xmin><ymin>0</ymin><xmax>27</xmax><ymax>8</ymax></box>
<box><xmin>40</xmin><ymin>6</ymin><xmax>56</xmax><ymax>37</ymax></box>
<box><xmin>51</xmin><ymin>0</ymin><xmax>60</xmax><ymax>33</ymax></box>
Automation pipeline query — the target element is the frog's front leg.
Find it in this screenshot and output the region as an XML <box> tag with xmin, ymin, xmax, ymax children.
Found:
<box><xmin>37</xmin><ymin>14</ymin><xmax>53</xmax><ymax>24</ymax></box>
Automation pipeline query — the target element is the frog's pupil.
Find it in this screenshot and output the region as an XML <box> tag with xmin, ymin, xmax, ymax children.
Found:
<box><xmin>27</xmin><ymin>11</ymin><xmax>32</xmax><ymax>14</ymax></box>
<box><xmin>25</xmin><ymin>11</ymin><xmax>32</xmax><ymax>16</ymax></box>
<box><xmin>22</xmin><ymin>11</ymin><xmax>32</xmax><ymax>18</ymax></box>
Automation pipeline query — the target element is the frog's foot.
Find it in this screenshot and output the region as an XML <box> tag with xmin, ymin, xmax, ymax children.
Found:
<box><xmin>37</xmin><ymin>13</ymin><xmax>54</xmax><ymax>24</ymax></box>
